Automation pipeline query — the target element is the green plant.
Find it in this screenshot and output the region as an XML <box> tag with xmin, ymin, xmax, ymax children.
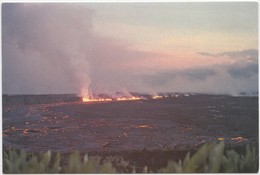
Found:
<box><xmin>3</xmin><ymin>149</ymin><xmax>116</xmax><ymax>173</ymax></box>
<box><xmin>3</xmin><ymin>149</ymin><xmax>61</xmax><ymax>173</ymax></box>
<box><xmin>159</xmin><ymin>141</ymin><xmax>258</xmax><ymax>173</ymax></box>
<box><xmin>3</xmin><ymin>142</ymin><xmax>258</xmax><ymax>173</ymax></box>
<box><xmin>105</xmin><ymin>155</ymin><xmax>134</xmax><ymax>173</ymax></box>
<box><xmin>222</xmin><ymin>145</ymin><xmax>258</xmax><ymax>173</ymax></box>
<box><xmin>63</xmin><ymin>151</ymin><xmax>116</xmax><ymax>173</ymax></box>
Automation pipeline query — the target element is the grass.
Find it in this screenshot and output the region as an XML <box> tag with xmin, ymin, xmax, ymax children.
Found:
<box><xmin>3</xmin><ymin>141</ymin><xmax>258</xmax><ymax>173</ymax></box>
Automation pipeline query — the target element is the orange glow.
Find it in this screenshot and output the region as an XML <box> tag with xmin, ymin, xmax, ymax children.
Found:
<box><xmin>82</xmin><ymin>97</ymin><xmax>113</xmax><ymax>102</ymax></box>
<box><xmin>231</xmin><ymin>136</ymin><xmax>247</xmax><ymax>142</ymax></box>
<box><xmin>82</xmin><ymin>96</ymin><xmax>142</xmax><ymax>102</ymax></box>
<box><xmin>116</xmin><ymin>97</ymin><xmax>142</xmax><ymax>101</ymax></box>
<box><xmin>152</xmin><ymin>95</ymin><xmax>163</xmax><ymax>99</ymax></box>
<box><xmin>23</xmin><ymin>129</ymin><xmax>29</xmax><ymax>134</ymax></box>
<box><xmin>138</xmin><ymin>125</ymin><xmax>150</xmax><ymax>128</ymax></box>
<box><xmin>82</xmin><ymin>97</ymin><xmax>90</xmax><ymax>102</ymax></box>
<box><xmin>135</xmin><ymin>124</ymin><xmax>156</xmax><ymax>129</ymax></box>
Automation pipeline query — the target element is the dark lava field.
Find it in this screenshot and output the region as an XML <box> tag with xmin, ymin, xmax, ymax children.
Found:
<box><xmin>3</xmin><ymin>94</ymin><xmax>258</xmax><ymax>153</ymax></box>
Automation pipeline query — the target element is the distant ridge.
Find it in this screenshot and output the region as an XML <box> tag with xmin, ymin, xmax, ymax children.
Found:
<box><xmin>2</xmin><ymin>92</ymin><xmax>257</xmax><ymax>106</ymax></box>
<box><xmin>2</xmin><ymin>94</ymin><xmax>80</xmax><ymax>106</ymax></box>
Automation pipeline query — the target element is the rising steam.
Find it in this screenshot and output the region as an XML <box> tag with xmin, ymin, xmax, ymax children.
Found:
<box><xmin>2</xmin><ymin>4</ymin><xmax>258</xmax><ymax>96</ymax></box>
<box><xmin>3</xmin><ymin>4</ymin><xmax>157</xmax><ymax>97</ymax></box>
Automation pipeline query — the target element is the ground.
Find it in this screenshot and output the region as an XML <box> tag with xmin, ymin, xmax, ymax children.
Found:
<box><xmin>2</xmin><ymin>94</ymin><xmax>258</xmax><ymax>171</ymax></box>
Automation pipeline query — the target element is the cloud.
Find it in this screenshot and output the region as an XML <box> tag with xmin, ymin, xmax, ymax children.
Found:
<box><xmin>142</xmin><ymin>72</ymin><xmax>176</xmax><ymax>87</ymax></box>
<box><xmin>197</xmin><ymin>52</ymin><xmax>219</xmax><ymax>57</ymax></box>
<box><xmin>197</xmin><ymin>49</ymin><xmax>258</xmax><ymax>62</ymax></box>
<box><xmin>219</xmin><ymin>49</ymin><xmax>258</xmax><ymax>60</ymax></box>
<box><xmin>197</xmin><ymin>48</ymin><xmax>258</xmax><ymax>81</ymax></box>
<box><xmin>141</xmin><ymin>59</ymin><xmax>257</xmax><ymax>95</ymax></box>
<box><xmin>227</xmin><ymin>62</ymin><xmax>258</xmax><ymax>79</ymax></box>
<box><xmin>2</xmin><ymin>4</ymin><xmax>258</xmax><ymax>96</ymax></box>
<box><xmin>212</xmin><ymin>49</ymin><xmax>258</xmax><ymax>79</ymax></box>
<box><xmin>142</xmin><ymin>67</ymin><xmax>216</xmax><ymax>88</ymax></box>
<box><xmin>180</xmin><ymin>68</ymin><xmax>216</xmax><ymax>81</ymax></box>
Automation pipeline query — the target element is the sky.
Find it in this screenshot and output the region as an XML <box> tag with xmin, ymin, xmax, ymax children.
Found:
<box><xmin>2</xmin><ymin>2</ymin><xmax>258</xmax><ymax>96</ymax></box>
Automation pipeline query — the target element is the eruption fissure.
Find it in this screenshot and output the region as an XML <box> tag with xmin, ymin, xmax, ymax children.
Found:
<box><xmin>82</xmin><ymin>96</ymin><xmax>142</xmax><ymax>102</ymax></box>
<box><xmin>81</xmin><ymin>92</ymin><xmax>193</xmax><ymax>103</ymax></box>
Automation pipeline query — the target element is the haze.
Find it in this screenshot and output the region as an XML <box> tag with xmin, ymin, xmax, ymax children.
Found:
<box><xmin>2</xmin><ymin>3</ymin><xmax>258</xmax><ymax>96</ymax></box>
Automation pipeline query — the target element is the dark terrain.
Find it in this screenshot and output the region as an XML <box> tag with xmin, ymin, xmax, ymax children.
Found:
<box><xmin>2</xmin><ymin>94</ymin><xmax>258</xmax><ymax>171</ymax></box>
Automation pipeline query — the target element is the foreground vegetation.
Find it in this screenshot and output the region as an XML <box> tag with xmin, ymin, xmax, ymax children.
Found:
<box><xmin>3</xmin><ymin>141</ymin><xmax>258</xmax><ymax>173</ymax></box>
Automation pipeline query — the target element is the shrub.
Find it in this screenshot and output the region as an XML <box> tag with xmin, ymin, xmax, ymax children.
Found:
<box><xmin>62</xmin><ymin>151</ymin><xmax>116</xmax><ymax>173</ymax></box>
<box><xmin>3</xmin><ymin>142</ymin><xmax>258</xmax><ymax>173</ymax></box>
<box><xmin>158</xmin><ymin>141</ymin><xmax>258</xmax><ymax>173</ymax></box>
<box><xmin>3</xmin><ymin>149</ymin><xmax>115</xmax><ymax>173</ymax></box>
<box><xmin>3</xmin><ymin>149</ymin><xmax>61</xmax><ymax>173</ymax></box>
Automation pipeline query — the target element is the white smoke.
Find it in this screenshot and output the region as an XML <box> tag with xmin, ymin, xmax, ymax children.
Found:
<box><xmin>3</xmin><ymin>4</ymin><xmax>94</xmax><ymax>96</ymax></box>
<box><xmin>2</xmin><ymin>4</ymin><xmax>258</xmax><ymax>96</ymax></box>
<box><xmin>3</xmin><ymin>4</ymin><xmax>158</xmax><ymax>96</ymax></box>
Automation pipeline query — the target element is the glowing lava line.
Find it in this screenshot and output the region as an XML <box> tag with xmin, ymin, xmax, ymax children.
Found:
<box><xmin>82</xmin><ymin>95</ymin><xmax>169</xmax><ymax>103</ymax></box>
<box><xmin>82</xmin><ymin>96</ymin><xmax>142</xmax><ymax>102</ymax></box>
<box><xmin>152</xmin><ymin>95</ymin><xmax>163</xmax><ymax>99</ymax></box>
<box><xmin>116</xmin><ymin>97</ymin><xmax>142</xmax><ymax>101</ymax></box>
<box><xmin>82</xmin><ymin>97</ymin><xmax>113</xmax><ymax>102</ymax></box>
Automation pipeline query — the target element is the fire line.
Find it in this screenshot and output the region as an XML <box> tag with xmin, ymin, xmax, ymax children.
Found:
<box><xmin>82</xmin><ymin>96</ymin><xmax>142</xmax><ymax>102</ymax></box>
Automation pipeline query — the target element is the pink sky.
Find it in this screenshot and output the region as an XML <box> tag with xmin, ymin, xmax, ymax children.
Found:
<box><xmin>2</xmin><ymin>3</ymin><xmax>258</xmax><ymax>95</ymax></box>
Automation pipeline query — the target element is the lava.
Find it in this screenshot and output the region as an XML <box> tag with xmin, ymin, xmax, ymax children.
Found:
<box><xmin>82</xmin><ymin>94</ymin><xmax>180</xmax><ymax>103</ymax></box>
<box><xmin>116</xmin><ymin>97</ymin><xmax>142</xmax><ymax>101</ymax></box>
<box><xmin>82</xmin><ymin>96</ymin><xmax>142</xmax><ymax>103</ymax></box>
<box><xmin>152</xmin><ymin>95</ymin><xmax>163</xmax><ymax>99</ymax></box>
<box><xmin>231</xmin><ymin>136</ymin><xmax>247</xmax><ymax>143</ymax></box>
<box><xmin>82</xmin><ymin>97</ymin><xmax>113</xmax><ymax>102</ymax></box>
